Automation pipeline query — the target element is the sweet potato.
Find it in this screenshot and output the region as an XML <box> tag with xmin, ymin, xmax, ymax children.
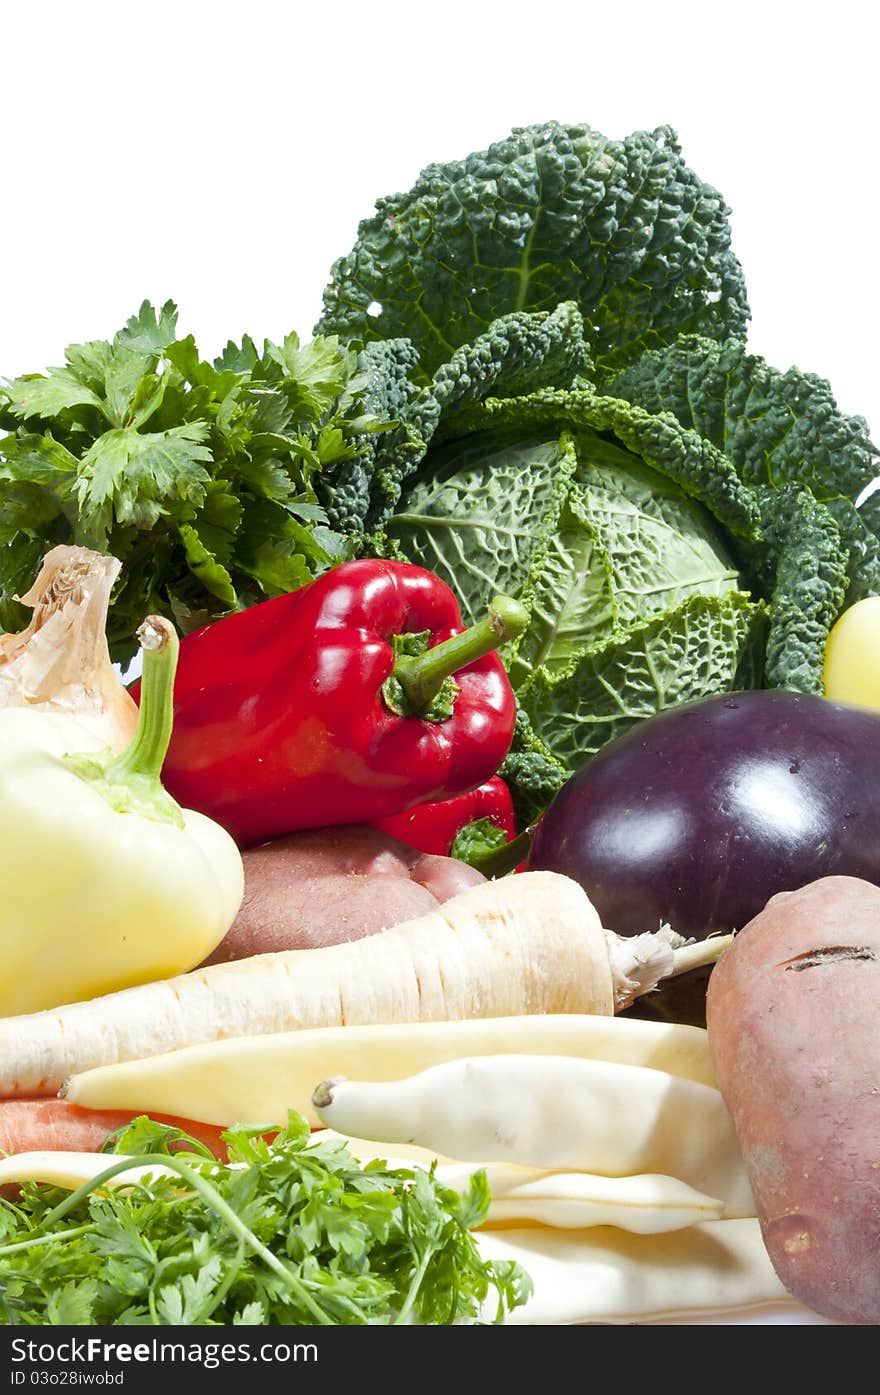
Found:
<box><xmin>203</xmin><ymin>825</ymin><xmax>486</xmax><ymax>962</ymax></box>
<box><xmin>706</xmin><ymin>875</ymin><xmax>880</xmax><ymax>1324</ymax></box>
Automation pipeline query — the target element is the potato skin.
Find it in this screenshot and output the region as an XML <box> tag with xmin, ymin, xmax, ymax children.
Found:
<box><xmin>202</xmin><ymin>825</ymin><xmax>486</xmax><ymax>962</ymax></box>
<box><xmin>707</xmin><ymin>876</ymin><xmax>880</xmax><ymax>1323</ymax></box>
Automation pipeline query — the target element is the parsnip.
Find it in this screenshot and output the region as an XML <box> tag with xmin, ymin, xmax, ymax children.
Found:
<box><xmin>0</xmin><ymin>872</ymin><xmax>723</xmax><ymax>1097</ymax></box>
<box><xmin>313</xmin><ymin>1054</ymin><xmax>754</xmax><ymax>1215</ymax></box>
<box><xmin>65</xmin><ymin>1015</ymin><xmax>717</xmax><ymax>1125</ymax></box>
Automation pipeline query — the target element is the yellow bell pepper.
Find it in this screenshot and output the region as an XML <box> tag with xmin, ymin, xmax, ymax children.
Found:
<box><xmin>824</xmin><ymin>595</ymin><xmax>880</xmax><ymax>710</ymax></box>
<box><xmin>0</xmin><ymin>615</ymin><xmax>244</xmax><ymax>1016</ymax></box>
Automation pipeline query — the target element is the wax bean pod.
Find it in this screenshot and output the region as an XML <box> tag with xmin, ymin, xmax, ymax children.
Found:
<box><xmin>312</xmin><ymin>1053</ymin><xmax>753</xmax><ymax>1215</ymax></box>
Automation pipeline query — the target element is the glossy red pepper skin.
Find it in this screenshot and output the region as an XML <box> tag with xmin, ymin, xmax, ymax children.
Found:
<box><xmin>143</xmin><ymin>560</ymin><xmax>519</xmax><ymax>848</ymax></box>
<box><xmin>374</xmin><ymin>776</ymin><xmax>517</xmax><ymax>858</ymax></box>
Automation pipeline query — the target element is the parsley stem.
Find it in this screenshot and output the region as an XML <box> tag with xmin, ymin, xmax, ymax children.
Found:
<box><xmin>394</xmin><ymin>1243</ymin><xmax>438</xmax><ymax>1326</ymax></box>
<box><xmin>200</xmin><ymin>1240</ymin><xmax>247</xmax><ymax>1323</ymax></box>
<box><xmin>25</xmin><ymin>1153</ymin><xmax>335</xmax><ymax>1325</ymax></box>
<box><xmin>0</xmin><ymin>1223</ymin><xmax>92</xmax><ymax>1257</ymax></box>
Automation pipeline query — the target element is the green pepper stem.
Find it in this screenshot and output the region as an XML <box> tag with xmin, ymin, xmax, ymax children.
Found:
<box><xmin>466</xmin><ymin>822</ymin><xmax>537</xmax><ymax>877</ymax></box>
<box><xmin>107</xmin><ymin>616</ymin><xmax>178</xmax><ymax>783</ymax></box>
<box><xmin>393</xmin><ymin>596</ymin><xmax>529</xmax><ymax>714</ymax></box>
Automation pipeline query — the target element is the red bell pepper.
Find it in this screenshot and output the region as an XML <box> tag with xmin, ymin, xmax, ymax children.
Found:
<box><xmin>144</xmin><ymin>559</ymin><xmax>528</xmax><ymax>847</ymax></box>
<box><xmin>374</xmin><ymin>775</ymin><xmax>517</xmax><ymax>859</ymax></box>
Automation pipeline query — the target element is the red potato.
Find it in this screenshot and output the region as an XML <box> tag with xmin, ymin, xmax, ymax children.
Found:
<box><xmin>203</xmin><ymin>825</ymin><xmax>486</xmax><ymax>963</ymax></box>
<box><xmin>707</xmin><ymin>875</ymin><xmax>880</xmax><ymax>1324</ymax></box>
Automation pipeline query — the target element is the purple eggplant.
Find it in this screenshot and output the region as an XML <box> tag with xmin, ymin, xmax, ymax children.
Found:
<box><xmin>529</xmin><ymin>688</ymin><xmax>880</xmax><ymax>940</ymax></box>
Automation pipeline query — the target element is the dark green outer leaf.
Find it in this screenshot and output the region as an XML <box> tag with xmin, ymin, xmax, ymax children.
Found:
<box><xmin>412</xmin><ymin>302</ymin><xmax>591</xmax><ymax>444</ymax></box>
<box><xmin>609</xmin><ymin>335</ymin><xmax>880</xmax><ymax>506</ymax></box>
<box><xmin>318</xmin><ymin>122</ymin><xmax>749</xmax><ymax>379</ymax></box>
<box><xmin>760</xmin><ymin>489</ymin><xmax>850</xmax><ymax>693</ymax></box>
<box><xmin>838</xmin><ymin>491</ymin><xmax>880</xmax><ymax>601</ymax></box>
<box><xmin>315</xmin><ymin>338</ymin><xmax>425</xmax><ymax>533</ymax></box>
<box><xmin>610</xmin><ymin>336</ymin><xmax>880</xmax><ymax>663</ymax></box>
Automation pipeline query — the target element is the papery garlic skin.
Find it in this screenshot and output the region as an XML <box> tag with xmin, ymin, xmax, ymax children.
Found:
<box><xmin>0</xmin><ymin>545</ymin><xmax>138</xmax><ymax>753</ymax></box>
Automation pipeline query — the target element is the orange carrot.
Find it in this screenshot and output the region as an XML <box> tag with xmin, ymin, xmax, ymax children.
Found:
<box><xmin>0</xmin><ymin>1098</ymin><xmax>233</xmax><ymax>1160</ymax></box>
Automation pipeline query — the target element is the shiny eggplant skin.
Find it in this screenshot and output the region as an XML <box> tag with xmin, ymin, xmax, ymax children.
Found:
<box><xmin>529</xmin><ymin>690</ymin><xmax>880</xmax><ymax>939</ymax></box>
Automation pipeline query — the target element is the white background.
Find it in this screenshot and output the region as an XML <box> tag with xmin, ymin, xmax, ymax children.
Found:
<box><xmin>2</xmin><ymin>0</ymin><xmax>878</xmax><ymax>436</ymax></box>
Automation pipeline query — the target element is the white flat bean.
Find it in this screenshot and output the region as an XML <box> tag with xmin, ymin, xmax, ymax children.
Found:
<box><xmin>313</xmin><ymin>1053</ymin><xmax>753</xmax><ymax>1215</ymax></box>
<box><xmin>476</xmin><ymin>1219</ymin><xmax>798</xmax><ymax>1324</ymax></box>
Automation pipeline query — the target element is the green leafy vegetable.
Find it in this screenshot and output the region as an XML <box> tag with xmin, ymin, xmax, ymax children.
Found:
<box><xmin>0</xmin><ymin>1114</ymin><xmax>529</xmax><ymax>1327</ymax></box>
<box><xmin>450</xmin><ymin>816</ymin><xmax>510</xmax><ymax>866</ymax></box>
<box><xmin>320</xmin><ymin>302</ymin><xmax>594</xmax><ymax>538</ymax></box>
<box><xmin>517</xmin><ymin>590</ymin><xmax>766</xmax><ymax>777</ymax></box>
<box><xmin>759</xmin><ymin>488</ymin><xmax>849</xmax><ymax>692</ymax></box>
<box><xmin>386</xmin><ymin>395</ymin><xmax>766</xmax><ymax>788</ymax></box>
<box><xmin>0</xmin><ymin>303</ymin><xmax>395</xmax><ymax>663</ymax></box>
<box><xmin>318</xmin><ymin>122</ymin><xmax>749</xmax><ymax>379</ymax></box>
<box><xmin>607</xmin><ymin>335</ymin><xmax>878</xmax><ymax>505</ymax></box>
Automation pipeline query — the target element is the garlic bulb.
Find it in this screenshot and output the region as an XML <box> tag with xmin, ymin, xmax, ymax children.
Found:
<box><xmin>0</xmin><ymin>545</ymin><xmax>138</xmax><ymax>753</ymax></box>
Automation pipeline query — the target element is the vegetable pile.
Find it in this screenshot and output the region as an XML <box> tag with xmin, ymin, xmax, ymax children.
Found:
<box><xmin>1</xmin><ymin>114</ymin><xmax>879</xmax><ymax>1329</ymax></box>
<box><xmin>0</xmin><ymin>872</ymin><xmax>725</xmax><ymax>1095</ymax></box>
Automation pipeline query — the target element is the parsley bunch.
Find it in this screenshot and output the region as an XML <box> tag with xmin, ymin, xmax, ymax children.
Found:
<box><xmin>0</xmin><ymin>303</ymin><xmax>392</xmax><ymax>665</ymax></box>
<box><xmin>0</xmin><ymin>1114</ymin><xmax>530</xmax><ymax>1326</ymax></box>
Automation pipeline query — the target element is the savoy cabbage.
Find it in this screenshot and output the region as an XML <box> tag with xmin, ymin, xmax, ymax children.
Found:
<box><xmin>318</xmin><ymin>121</ymin><xmax>879</xmax><ymax>813</ymax></box>
<box><xmin>385</xmin><ymin>388</ymin><xmax>768</xmax><ymax>811</ymax></box>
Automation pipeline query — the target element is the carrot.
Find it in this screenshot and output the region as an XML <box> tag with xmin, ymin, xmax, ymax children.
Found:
<box><xmin>0</xmin><ymin>1099</ymin><xmax>232</xmax><ymax>1159</ymax></box>
<box><xmin>0</xmin><ymin>872</ymin><xmax>728</xmax><ymax>1097</ymax></box>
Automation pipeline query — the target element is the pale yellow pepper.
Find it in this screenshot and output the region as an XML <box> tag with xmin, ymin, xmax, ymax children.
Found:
<box><xmin>824</xmin><ymin>595</ymin><xmax>880</xmax><ymax>709</ymax></box>
<box><xmin>0</xmin><ymin>616</ymin><xmax>243</xmax><ymax>1016</ymax></box>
